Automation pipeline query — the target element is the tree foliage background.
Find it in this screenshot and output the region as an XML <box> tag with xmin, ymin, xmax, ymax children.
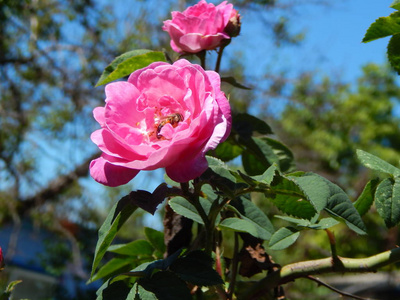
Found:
<box><xmin>1</xmin><ymin>0</ymin><xmax>399</xmax><ymax>298</ymax></box>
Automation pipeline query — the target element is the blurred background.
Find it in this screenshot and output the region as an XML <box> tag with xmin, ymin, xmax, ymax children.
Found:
<box><xmin>1</xmin><ymin>0</ymin><xmax>399</xmax><ymax>299</ymax></box>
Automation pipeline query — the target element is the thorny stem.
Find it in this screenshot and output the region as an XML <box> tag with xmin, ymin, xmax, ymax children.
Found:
<box><xmin>227</xmin><ymin>232</ymin><xmax>240</xmax><ymax>300</ymax></box>
<box><xmin>306</xmin><ymin>276</ymin><xmax>373</xmax><ymax>300</ymax></box>
<box><xmin>243</xmin><ymin>247</ymin><xmax>400</xmax><ymax>299</ymax></box>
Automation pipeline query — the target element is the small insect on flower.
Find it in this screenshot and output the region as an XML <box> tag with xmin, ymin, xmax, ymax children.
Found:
<box><xmin>156</xmin><ymin>113</ymin><xmax>184</xmax><ymax>139</ymax></box>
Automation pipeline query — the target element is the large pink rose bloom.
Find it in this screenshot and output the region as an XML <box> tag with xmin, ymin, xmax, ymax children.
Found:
<box><xmin>90</xmin><ymin>59</ymin><xmax>231</xmax><ymax>187</ymax></box>
<box><xmin>162</xmin><ymin>0</ymin><xmax>238</xmax><ymax>54</ymax></box>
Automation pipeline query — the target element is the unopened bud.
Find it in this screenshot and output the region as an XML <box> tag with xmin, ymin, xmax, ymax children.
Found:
<box><xmin>225</xmin><ymin>9</ymin><xmax>241</xmax><ymax>38</ymax></box>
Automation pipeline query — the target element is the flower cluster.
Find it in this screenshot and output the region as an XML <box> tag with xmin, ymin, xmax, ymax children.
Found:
<box><xmin>90</xmin><ymin>1</ymin><xmax>237</xmax><ymax>187</ymax></box>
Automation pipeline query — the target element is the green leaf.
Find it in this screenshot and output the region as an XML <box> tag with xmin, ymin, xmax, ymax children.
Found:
<box><xmin>133</xmin><ymin>284</ymin><xmax>157</xmax><ymax>300</ymax></box>
<box><xmin>253</xmin><ymin>164</ymin><xmax>278</xmax><ymax>185</ymax></box>
<box><xmin>262</xmin><ymin>138</ymin><xmax>295</xmax><ymax>173</ymax></box>
<box><xmin>206</xmin><ymin>156</ymin><xmax>237</xmax><ymax>183</ymax></box>
<box><xmin>201</xmin><ymin>184</ymin><xmax>219</xmax><ymax>201</ymax></box>
<box><xmin>286</xmin><ymin>173</ymin><xmax>329</xmax><ymax>212</ymax></box>
<box><xmin>219</xmin><ymin>217</ymin><xmax>271</xmax><ymax>240</ymax></box>
<box><xmin>137</xmin><ymin>249</ymin><xmax>183</xmax><ymax>276</ymax></box>
<box><xmin>202</xmin><ymin>156</ymin><xmax>237</xmax><ymax>194</ymax></box>
<box><xmin>169</xmin><ymin>196</ymin><xmax>213</xmax><ymax>225</ymax></box>
<box><xmin>270</xmin><ymin>174</ymin><xmax>317</xmax><ymax>219</ymax></box>
<box><xmin>96</xmin><ymin>280</ymin><xmax>131</xmax><ymax>300</ymax></box>
<box><xmin>91</xmin><ymin>257</ymin><xmax>136</xmax><ymax>282</ymax></box>
<box><xmin>144</xmin><ymin>227</ymin><xmax>166</xmax><ymax>254</ymax></box>
<box><xmin>388</xmin><ymin>34</ymin><xmax>400</xmax><ymax>75</ymax></box>
<box><xmin>375</xmin><ymin>177</ymin><xmax>400</xmax><ymax>228</ymax></box>
<box><xmin>357</xmin><ymin>149</ymin><xmax>400</xmax><ymax>176</ymax></box>
<box><xmin>230</xmin><ymin>197</ymin><xmax>275</xmax><ymax>239</ymax></box>
<box><xmin>275</xmin><ymin>216</ymin><xmax>339</xmax><ymax>230</ymax></box>
<box><xmin>221</xmin><ymin>76</ymin><xmax>251</xmax><ymax>90</ymax></box>
<box><xmin>274</xmin><ymin>215</ymin><xmax>310</xmax><ymax>227</ymax></box>
<box><xmin>108</xmin><ymin>240</ymin><xmax>154</xmax><ymax>256</ymax></box>
<box><xmin>269</xmin><ymin>227</ymin><xmax>300</xmax><ymax>250</ymax></box>
<box><xmin>138</xmin><ymin>271</ymin><xmax>192</xmax><ymax>300</ymax></box>
<box><xmin>170</xmin><ymin>250</ymin><xmax>223</xmax><ymax>286</ymax></box>
<box><xmin>90</xmin><ymin>196</ymin><xmax>138</xmax><ymax>280</ymax></box>
<box><xmin>241</xmin><ymin>137</ymin><xmax>277</xmax><ymax>175</ymax></box>
<box><xmin>96</xmin><ymin>50</ymin><xmax>166</xmax><ymax>87</ymax></box>
<box><xmin>354</xmin><ymin>179</ymin><xmax>380</xmax><ymax>216</ymax></box>
<box><xmin>241</xmin><ymin>137</ymin><xmax>294</xmax><ymax>175</ymax></box>
<box><xmin>392</xmin><ymin>0</ymin><xmax>400</xmax><ymax>10</ymax></box>
<box><xmin>306</xmin><ymin>218</ymin><xmax>340</xmax><ymax>230</ymax></box>
<box><xmin>233</xmin><ymin>113</ymin><xmax>273</xmax><ymax>136</ymax></box>
<box><xmin>238</xmin><ymin>164</ymin><xmax>278</xmax><ymax>188</ymax></box>
<box><xmin>323</xmin><ymin>178</ymin><xmax>367</xmax><ymax>235</ymax></box>
<box><xmin>211</xmin><ymin>138</ymin><xmax>243</xmax><ymax>162</ymax></box>
<box><xmin>362</xmin><ymin>11</ymin><xmax>400</xmax><ymax>43</ymax></box>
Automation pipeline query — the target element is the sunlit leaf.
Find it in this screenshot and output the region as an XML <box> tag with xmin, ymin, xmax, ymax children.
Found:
<box><xmin>96</xmin><ymin>50</ymin><xmax>166</xmax><ymax>86</ymax></box>
<box><xmin>392</xmin><ymin>0</ymin><xmax>400</xmax><ymax>10</ymax></box>
<box><xmin>357</xmin><ymin>149</ymin><xmax>400</xmax><ymax>176</ymax></box>
<box><xmin>362</xmin><ymin>11</ymin><xmax>400</xmax><ymax>43</ymax></box>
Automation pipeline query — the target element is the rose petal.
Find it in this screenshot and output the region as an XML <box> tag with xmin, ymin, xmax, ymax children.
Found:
<box><xmin>165</xmin><ymin>155</ymin><xmax>208</xmax><ymax>182</ymax></box>
<box><xmin>90</xmin><ymin>156</ymin><xmax>139</xmax><ymax>187</ymax></box>
<box><xmin>93</xmin><ymin>107</ymin><xmax>106</xmax><ymax>127</ymax></box>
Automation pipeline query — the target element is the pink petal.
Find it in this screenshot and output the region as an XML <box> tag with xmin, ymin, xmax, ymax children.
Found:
<box><xmin>165</xmin><ymin>154</ymin><xmax>208</xmax><ymax>182</ymax></box>
<box><xmin>90</xmin><ymin>156</ymin><xmax>139</xmax><ymax>187</ymax></box>
<box><xmin>93</xmin><ymin>107</ymin><xmax>106</xmax><ymax>127</ymax></box>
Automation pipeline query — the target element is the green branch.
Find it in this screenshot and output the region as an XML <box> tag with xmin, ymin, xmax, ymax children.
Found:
<box><xmin>243</xmin><ymin>247</ymin><xmax>400</xmax><ymax>299</ymax></box>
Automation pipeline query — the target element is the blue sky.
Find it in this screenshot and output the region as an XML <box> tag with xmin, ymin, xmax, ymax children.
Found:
<box><xmin>296</xmin><ymin>0</ymin><xmax>393</xmax><ymax>81</ymax></box>
<box><xmin>232</xmin><ymin>0</ymin><xmax>394</xmax><ymax>82</ymax></box>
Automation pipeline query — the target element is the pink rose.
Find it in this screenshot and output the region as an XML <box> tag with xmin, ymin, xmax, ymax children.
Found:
<box><xmin>90</xmin><ymin>59</ymin><xmax>231</xmax><ymax>187</ymax></box>
<box><xmin>162</xmin><ymin>0</ymin><xmax>239</xmax><ymax>54</ymax></box>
